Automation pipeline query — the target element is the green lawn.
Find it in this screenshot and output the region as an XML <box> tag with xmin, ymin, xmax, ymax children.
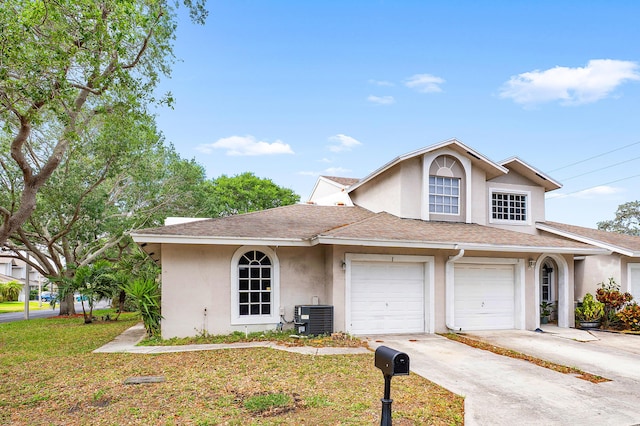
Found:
<box><xmin>0</xmin><ymin>311</ymin><xmax>464</xmax><ymax>425</ymax></box>
<box><xmin>0</xmin><ymin>301</ymin><xmax>55</xmax><ymax>313</ymax></box>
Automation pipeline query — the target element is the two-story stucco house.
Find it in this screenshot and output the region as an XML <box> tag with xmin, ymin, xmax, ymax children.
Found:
<box><xmin>132</xmin><ymin>138</ymin><xmax>640</xmax><ymax>338</ymax></box>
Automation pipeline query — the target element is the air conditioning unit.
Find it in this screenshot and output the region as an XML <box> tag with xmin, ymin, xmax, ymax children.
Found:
<box><xmin>294</xmin><ymin>305</ymin><xmax>334</xmax><ymax>336</ymax></box>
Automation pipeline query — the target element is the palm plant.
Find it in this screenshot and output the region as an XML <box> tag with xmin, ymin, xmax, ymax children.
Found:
<box><xmin>0</xmin><ymin>280</ymin><xmax>23</xmax><ymax>301</ymax></box>
<box><xmin>122</xmin><ymin>278</ymin><xmax>161</xmax><ymax>337</ymax></box>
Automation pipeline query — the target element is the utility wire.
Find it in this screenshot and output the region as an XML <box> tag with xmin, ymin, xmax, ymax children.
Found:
<box><xmin>546</xmin><ymin>173</ymin><xmax>640</xmax><ymax>200</ymax></box>
<box><xmin>547</xmin><ymin>140</ymin><xmax>640</xmax><ymax>173</ymax></box>
<box><xmin>560</xmin><ymin>155</ymin><xmax>640</xmax><ymax>182</ymax></box>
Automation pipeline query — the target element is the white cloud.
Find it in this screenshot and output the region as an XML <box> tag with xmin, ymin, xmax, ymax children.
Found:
<box><xmin>405</xmin><ymin>73</ymin><xmax>445</xmax><ymax>93</ymax></box>
<box><xmin>368</xmin><ymin>79</ymin><xmax>395</xmax><ymax>87</ymax></box>
<box><xmin>547</xmin><ymin>185</ymin><xmax>624</xmax><ymax>200</ymax></box>
<box><xmin>298</xmin><ymin>167</ymin><xmax>352</xmax><ymax>177</ymax></box>
<box><xmin>367</xmin><ymin>95</ymin><xmax>396</xmax><ymax>105</ymax></box>
<box><xmin>499</xmin><ymin>59</ymin><xmax>640</xmax><ymax>106</ymax></box>
<box><xmin>327</xmin><ymin>134</ymin><xmax>362</xmax><ymax>153</ymax></box>
<box><xmin>197</xmin><ymin>135</ymin><xmax>294</xmax><ymax>156</ymax></box>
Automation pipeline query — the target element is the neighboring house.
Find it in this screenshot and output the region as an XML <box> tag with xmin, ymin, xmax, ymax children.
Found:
<box><xmin>132</xmin><ymin>138</ymin><xmax>634</xmax><ymax>339</ymax></box>
<box><xmin>0</xmin><ymin>255</ymin><xmax>48</xmax><ymax>301</ymax></box>
<box><xmin>537</xmin><ymin>222</ymin><xmax>640</xmax><ymax>300</ymax></box>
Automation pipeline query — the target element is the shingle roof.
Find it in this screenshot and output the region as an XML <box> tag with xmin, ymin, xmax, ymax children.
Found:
<box><xmin>320</xmin><ymin>213</ymin><xmax>598</xmax><ymax>250</ymax></box>
<box><xmin>539</xmin><ymin>221</ymin><xmax>640</xmax><ymax>256</ymax></box>
<box><xmin>321</xmin><ymin>176</ymin><xmax>360</xmax><ymax>187</ymax></box>
<box><xmin>135</xmin><ymin>204</ymin><xmax>375</xmax><ymax>240</ymax></box>
<box><xmin>133</xmin><ymin>204</ymin><xmax>602</xmax><ymax>253</ymax></box>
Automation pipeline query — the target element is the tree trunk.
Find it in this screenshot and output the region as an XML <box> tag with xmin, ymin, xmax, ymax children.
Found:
<box><xmin>59</xmin><ymin>293</ymin><xmax>76</xmax><ymax>315</ymax></box>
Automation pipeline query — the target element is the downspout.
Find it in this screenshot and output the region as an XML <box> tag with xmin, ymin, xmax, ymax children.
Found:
<box><xmin>446</xmin><ymin>248</ymin><xmax>465</xmax><ymax>331</ymax></box>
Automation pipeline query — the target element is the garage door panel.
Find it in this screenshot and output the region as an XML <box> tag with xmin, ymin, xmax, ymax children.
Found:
<box><xmin>454</xmin><ymin>263</ymin><xmax>515</xmax><ymax>330</ymax></box>
<box><xmin>350</xmin><ymin>261</ymin><xmax>425</xmax><ymax>334</ymax></box>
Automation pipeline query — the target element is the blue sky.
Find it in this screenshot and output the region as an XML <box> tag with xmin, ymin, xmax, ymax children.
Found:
<box><xmin>153</xmin><ymin>1</ymin><xmax>640</xmax><ymax>228</ymax></box>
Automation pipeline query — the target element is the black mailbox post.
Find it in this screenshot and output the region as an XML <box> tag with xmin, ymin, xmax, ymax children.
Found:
<box><xmin>374</xmin><ymin>346</ymin><xmax>410</xmax><ymax>426</ymax></box>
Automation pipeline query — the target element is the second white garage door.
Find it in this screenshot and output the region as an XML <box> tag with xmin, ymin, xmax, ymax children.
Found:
<box><xmin>454</xmin><ymin>263</ymin><xmax>515</xmax><ymax>330</ymax></box>
<box><xmin>350</xmin><ymin>261</ymin><xmax>425</xmax><ymax>334</ymax></box>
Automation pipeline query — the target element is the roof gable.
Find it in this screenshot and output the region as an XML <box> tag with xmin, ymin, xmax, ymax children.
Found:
<box><xmin>499</xmin><ymin>157</ymin><xmax>562</xmax><ymax>192</ymax></box>
<box><xmin>348</xmin><ymin>138</ymin><xmax>509</xmax><ymax>193</ymax></box>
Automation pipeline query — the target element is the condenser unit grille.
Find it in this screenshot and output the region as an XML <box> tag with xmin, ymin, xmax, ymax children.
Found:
<box><xmin>294</xmin><ymin>305</ymin><xmax>334</xmax><ymax>336</ymax></box>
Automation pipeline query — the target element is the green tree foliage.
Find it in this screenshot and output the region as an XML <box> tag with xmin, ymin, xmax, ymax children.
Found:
<box><xmin>597</xmin><ymin>201</ymin><xmax>640</xmax><ymax>236</ymax></box>
<box><xmin>0</xmin><ymin>0</ymin><xmax>207</xmax><ymax>244</ymax></box>
<box><xmin>2</xmin><ymin>110</ymin><xmax>207</xmax><ymax>314</ymax></box>
<box><xmin>203</xmin><ymin>172</ymin><xmax>300</xmax><ymax>217</ymax></box>
<box><xmin>0</xmin><ymin>280</ymin><xmax>23</xmax><ymax>302</ymax></box>
<box><xmin>54</xmin><ymin>260</ymin><xmax>116</xmax><ymax>323</ymax></box>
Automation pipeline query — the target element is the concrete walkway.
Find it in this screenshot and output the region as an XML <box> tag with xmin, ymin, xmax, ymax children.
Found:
<box><xmin>93</xmin><ymin>323</ymin><xmax>371</xmax><ymax>356</ymax></box>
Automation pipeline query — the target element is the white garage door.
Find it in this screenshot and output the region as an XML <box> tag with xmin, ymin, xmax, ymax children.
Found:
<box><xmin>629</xmin><ymin>264</ymin><xmax>640</xmax><ymax>300</ymax></box>
<box><xmin>350</xmin><ymin>261</ymin><xmax>425</xmax><ymax>334</ymax></box>
<box><xmin>454</xmin><ymin>263</ymin><xmax>515</xmax><ymax>330</ymax></box>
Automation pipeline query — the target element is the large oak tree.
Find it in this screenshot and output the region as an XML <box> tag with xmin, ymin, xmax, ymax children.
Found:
<box><xmin>0</xmin><ymin>0</ymin><xmax>207</xmax><ymax>245</ymax></box>
<box><xmin>1</xmin><ymin>110</ymin><xmax>207</xmax><ymax>313</ymax></box>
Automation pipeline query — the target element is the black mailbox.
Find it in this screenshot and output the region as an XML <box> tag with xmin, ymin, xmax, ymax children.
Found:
<box><xmin>375</xmin><ymin>346</ymin><xmax>410</xmax><ymax>376</ymax></box>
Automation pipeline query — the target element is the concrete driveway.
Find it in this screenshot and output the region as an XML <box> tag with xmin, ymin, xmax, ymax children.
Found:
<box><xmin>367</xmin><ymin>327</ymin><xmax>640</xmax><ymax>425</ymax></box>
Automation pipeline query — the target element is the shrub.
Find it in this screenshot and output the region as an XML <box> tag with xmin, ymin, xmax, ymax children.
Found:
<box><xmin>575</xmin><ymin>293</ymin><xmax>604</xmax><ymax>322</ymax></box>
<box><xmin>0</xmin><ymin>281</ymin><xmax>23</xmax><ymax>302</ymax></box>
<box><xmin>122</xmin><ymin>278</ymin><xmax>162</xmax><ymax>337</ymax></box>
<box><xmin>617</xmin><ymin>303</ymin><xmax>640</xmax><ymax>331</ymax></box>
<box><xmin>596</xmin><ymin>278</ymin><xmax>633</xmax><ymax>329</ymax></box>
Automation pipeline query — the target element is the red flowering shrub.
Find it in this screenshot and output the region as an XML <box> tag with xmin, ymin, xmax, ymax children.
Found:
<box><xmin>595</xmin><ymin>278</ymin><xmax>633</xmax><ymax>329</ymax></box>
<box><xmin>617</xmin><ymin>304</ymin><xmax>640</xmax><ymax>331</ymax></box>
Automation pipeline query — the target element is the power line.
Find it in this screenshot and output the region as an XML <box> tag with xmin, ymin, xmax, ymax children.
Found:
<box><xmin>547</xmin><ymin>140</ymin><xmax>640</xmax><ymax>173</ymax></box>
<box><xmin>546</xmin><ymin>173</ymin><xmax>640</xmax><ymax>200</ymax></box>
<box><xmin>560</xmin><ymin>155</ymin><xmax>640</xmax><ymax>182</ymax></box>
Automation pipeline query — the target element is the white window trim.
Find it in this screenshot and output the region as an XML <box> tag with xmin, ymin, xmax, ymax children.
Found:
<box><xmin>428</xmin><ymin>176</ymin><xmax>461</xmax><ymax>216</ymax></box>
<box><xmin>422</xmin><ymin>150</ymin><xmax>472</xmax><ymax>222</ymax></box>
<box><xmin>627</xmin><ymin>263</ymin><xmax>640</xmax><ymax>298</ymax></box>
<box><xmin>489</xmin><ymin>188</ymin><xmax>531</xmax><ymax>225</ymax></box>
<box><xmin>230</xmin><ymin>246</ymin><xmax>280</xmax><ymax>326</ymax></box>
<box><xmin>344</xmin><ymin>253</ymin><xmax>435</xmax><ymax>334</ymax></box>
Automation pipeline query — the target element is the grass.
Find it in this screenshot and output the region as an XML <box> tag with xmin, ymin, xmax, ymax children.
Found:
<box><xmin>0</xmin><ymin>310</ymin><xmax>464</xmax><ymax>425</ymax></box>
<box><xmin>0</xmin><ymin>301</ymin><xmax>55</xmax><ymax>313</ymax></box>
<box><xmin>442</xmin><ymin>333</ymin><xmax>610</xmax><ymax>384</ymax></box>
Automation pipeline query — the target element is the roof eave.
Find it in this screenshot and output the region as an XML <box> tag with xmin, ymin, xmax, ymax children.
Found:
<box><xmin>315</xmin><ymin>236</ymin><xmax>607</xmax><ymax>254</ymax></box>
<box><xmin>131</xmin><ymin>233</ymin><xmax>315</xmax><ymax>247</ymax></box>
<box><xmin>499</xmin><ymin>157</ymin><xmax>562</xmax><ymax>192</ymax></box>
<box><xmin>536</xmin><ymin>223</ymin><xmax>635</xmax><ymax>257</ymax></box>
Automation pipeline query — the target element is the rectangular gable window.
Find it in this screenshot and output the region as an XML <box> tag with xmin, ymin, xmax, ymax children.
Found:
<box><xmin>491</xmin><ymin>192</ymin><xmax>527</xmax><ymax>222</ymax></box>
<box><xmin>429</xmin><ymin>176</ymin><xmax>460</xmax><ymax>214</ymax></box>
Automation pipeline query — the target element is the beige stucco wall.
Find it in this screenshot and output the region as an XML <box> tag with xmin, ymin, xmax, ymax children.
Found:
<box><xmin>277</xmin><ymin>246</ymin><xmax>329</xmax><ymax>317</ymax></box>
<box><xmin>350</xmin><ymin>165</ymin><xmax>402</xmax><ymax>215</ymax></box>
<box><xmin>470</xmin><ymin>166</ymin><xmax>488</xmax><ymax>225</ymax></box>
<box><xmin>486</xmin><ymin>174</ymin><xmax>546</xmax><ymax>234</ymax></box>
<box><xmin>309</xmin><ymin>179</ymin><xmax>341</xmax><ymax>201</ymax></box>
<box><xmin>161</xmin><ymin>244</ymin><xmax>330</xmax><ymax>338</ymax></box>
<box><xmin>161</xmin><ymin>242</ymin><xmax>573</xmax><ymax>337</ymax></box>
<box><xmin>576</xmin><ymin>254</ymin><xmax>623</xmax><ymax>300</ymax></box>
<box><xmin>161</xmin><ymin>244</ymin><xmax>236</xmax><ymax>339</ymax></box>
